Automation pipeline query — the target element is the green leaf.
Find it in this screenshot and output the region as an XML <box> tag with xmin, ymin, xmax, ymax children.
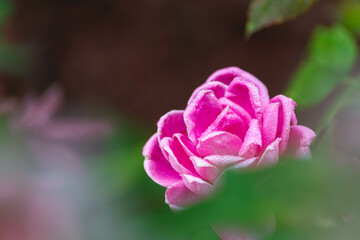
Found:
<box><xmin>246</xmin><ymin>0</ymin><xmax>316</xmax><ymax>36</ymax></box>
<box><xmin>286</xmin><ymin>25</ymin><xmax>357</xmax><ymax>108</ymax></box>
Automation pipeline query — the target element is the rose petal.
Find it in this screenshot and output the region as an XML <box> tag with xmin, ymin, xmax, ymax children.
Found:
<box><xmin>295</xmin><ymin>147</ymin><xmax>312</xmax><ymax>158</ymax></box>
<box><xmin>174</xmin><ymin>134</ymin><xmax>220</xmax><ymax>181</ymax></box>
<box><xmin>262</xmin><ymin>102</ymin><xmax>280</xmax><ymax>150</ymax></box>
<box><xmin>225</xmin><ymin>79</ymin><xmax>263</xmax><ymax>120</ymax></box>
<box><xmin>160</xmin><ymin>137</ymin><xmax>197</xmax><ymax>175</ymax></box>
<box><xmin>206</xmin><ymin>66</ymin><xmax>242</xmax><ymax>85</ymax></box>
<box><xmin>231</xmin><ymin>157</ymin><xmax>258</xmax><ymax>170</ymax></box>
<box><xmin>184</xmin><ymin>90</ymin><xmax>223</xmax><ymax>142</ymax></box>
<box><xmin>173</xmin><ymin>133</ymin><xmax>198</xmax><ymax>156</ymax></box>
<box><xmin>291</xmin><ymin>112</ymin><xmax>298</xmax><ymax>125</ymax></box>
<box><xmin>204</xmin><ymin>155</ymin><xmax>244</xmax><ymax>169</ymax></box>
<box><xmin>202</xmin><ymin>106</ymin><xmax>247</xmax><ymax>140</ymax></box>
<box><xmin>143</xmin><ymin>133</ymin><xmax>166</xmax><ymax>161</ymax></box>
<box><xmin>197</xmin><ymin>131</ymin><xmax>243</xmax><ymax>156</ymax></box>
<box><xmin>270</xmin><ymin>95</ymin><xmax>297</xmax><ymax>155</ymax></box>
<box><xmin>190</xmin><ymin>156</ymin><xmax>220</xmax><ymax>183</ymax></box>
<box><xmin>144</xmin><ymin>159</ymin><xmax>181</xmax><ymax>187</ymax></box>
<box><xmin>210</xmin><ymin>157</ymin><xmax>257</xmax><ymax>187</ymax></box>
<box><xmin>257</xmin><ymin>138</ymin><xmax>281</xmax><ymax>168</ymax></box>
<box><xmin>143</xmin><ymin>134</ymin><xmax>181</xmax><ymax>187</ymax></box>
<box><xmin>239</xmin><ymin>119</ymin><xmax>262</xmax><ymax>158</ymax></box>
<box><xmin>165</xmin><ymin>181</ymin><xmax>199</xmax><ymax>209</ymax></box>
<box><xmin>287</xmin><ymin>125</ymin><xmax>316</xmax><ymax>158</ymax></box>
<box><xmin>181</xmin><ymin>174</ymin><xmax>214</xmax><ymax>196</ymax></box>
<box><xmin>219</xmin><ymin>97</ymin><xmax>252</xmax><ymax>124</ymax></box>
<box><xmin>206</xmin><ymin>66</ymin><xmax>269</xmax><ymax>107</ymax></box>
<box><xmin>188</xmin><ymin>81</ymin><xmax>228</xmax><ymax>104</ymax></box>
<box><xmin>157</xmin><ymin>110</ymin><xmax>186</xmax><ymax>141</ymax></box>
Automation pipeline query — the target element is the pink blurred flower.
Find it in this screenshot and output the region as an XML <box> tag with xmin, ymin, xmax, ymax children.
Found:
<box><xmin>10</xmin><ymin>84</ymin><xmax>112</xmax><ymax>170</ymax></box>
<box><xmin>11</xmin><ymin>84</ymin><xmax>112</xmax><ymax>141</ymax></box>
<box><xmin>0</xmin><ymin>84</ymin><xmax>17</xmax><ymax>114</ymax></box>
<box><xmin>0</xmin><ymin>84</ymin><xmax>114</xmax><ymax>240</ymax></box>
<box><xmin>143</xmin><ymin>67</ymin><xmax>316</xmax><ymax>210</ymax></box>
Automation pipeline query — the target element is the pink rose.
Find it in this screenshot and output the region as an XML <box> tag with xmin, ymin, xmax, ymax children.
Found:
<box><xmin>143</xmin><ymin>67</ymin><xmax>316</xmax><ymax>209</ymax></box>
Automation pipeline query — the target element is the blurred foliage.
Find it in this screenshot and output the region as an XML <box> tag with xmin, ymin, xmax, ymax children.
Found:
<box><xmin>339</xmin><ymin>0</ymin><xmax>360</xmax><ymax>37</ymax></box>
<box><xmin>0</xmin><ymin>0</ymin><xmax>31</xmax><ymax>76</ymax></box>
<box><xmin>246</xmin><ymin>0</ymin><xmax>316</xmax><ymax>36</ymax></box>
<box><xmin>89</xmin><ymin>116</ymin><xmax>150</xmax><ymax>199</ymax></box>
<box><xmin>100</xmin><ymin>142</ymin><xmax>360</xmax><ymax>239</ymax></box>
<box><xmin>0</xmin><ymin>39</ymin><xmax>31</xmax><ymax>76</ymax></box>
<box><xmin>0</xmin><ymin>0</ymin><xmax>13</xmax><ymax>28</ymax></box>
<box><xmin>286</xmin><ymin>25</ymin><xmax>357</xmax><ymax>108</ymax></box>
<box><xmin>191</xmin><ymin>228</ymin><xmax>220</xmax><ymax>240</ymax></box>
<box><xmin>185</xmin><ymin>161</ymin><xmax>360</xmax><ymax>240</ymax></box>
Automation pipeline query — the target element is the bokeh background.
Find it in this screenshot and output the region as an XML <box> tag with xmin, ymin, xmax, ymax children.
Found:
<box><xmin>3</xmin><ymin>0</ymin><xmax>339</xmax><ymax>125</ymax></box>
<box><xmin>0</xmin><ymin>0</ymin><xmax>360</xmax><ymax>239</ymax></box>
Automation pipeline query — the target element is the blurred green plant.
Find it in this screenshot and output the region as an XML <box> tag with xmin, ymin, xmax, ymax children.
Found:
<box><xmin>0</xmin><ymin>0</ymin><xmax>13</xmax><ymax>28</ymax></box>
<box><xmin>177</xmin><ymin>160</ymin><xmax>360</xmax><ymax>240</ymax></box>
<box><xmin>0</xmin><ymin>0</ymin><xmax>31</xmax><ymax>76</ymax></box>
<box><xmin>90</xmin><ymin>116</ymin><xmax>150</xmax><ymax>199</ymax></box>
<box><xmin>339</xmin><ymin>0</ymin><xmax>360</xmax><ymax>37</ymax></box>
<box><xmin>191</xmin><ymin>228</ymin><xmax>220</xmax><ymax>240</ymax></box>
<box><xmin>246</xmin><ymin>0</ymin><xmax>316</xmax><ymax>36</ymax></box>
<box><xmin>108</xmin><ymin>156</ymin><xmax>360</xmax><ymax>240</ymax></box>
<box><xmin>286</xmin><ymin>25</ymin><xmax>357</xmax><ymax>108</ymax></box>
<box><xmin>0</xmin><ymin>39</ymin><xmax>31</xmax><ymax>75</ymax></box>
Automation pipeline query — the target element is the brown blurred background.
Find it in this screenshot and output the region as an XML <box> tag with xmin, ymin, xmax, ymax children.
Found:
<box><xmin>3</xmin><ymin>0</ymin><xmax>337</xmax><ymax>128</ymax></box>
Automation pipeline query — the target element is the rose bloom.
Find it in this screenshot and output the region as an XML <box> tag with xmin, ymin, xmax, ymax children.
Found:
<box><xmin>143</xmin><ymin>67</ymin><xmax>315</xmax><ymax>210</ymax></box>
